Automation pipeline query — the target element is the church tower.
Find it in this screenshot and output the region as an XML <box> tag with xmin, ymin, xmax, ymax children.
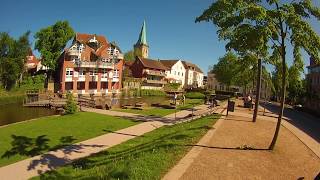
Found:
<box><xmin>134</xmin><ymin>21</ymin><xmax>149</xmax><ymax>58</ymax></box>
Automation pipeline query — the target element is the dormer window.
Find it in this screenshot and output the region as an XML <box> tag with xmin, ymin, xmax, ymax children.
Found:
<box><xmin>88</xmin><ymin>36</ymin><xmax>99</xmax><ymax>50</ymax></box>
<box><xmin>89</xmin><ymin>36</ymin><xmax>98</xmax><ymax>43</ymax></box>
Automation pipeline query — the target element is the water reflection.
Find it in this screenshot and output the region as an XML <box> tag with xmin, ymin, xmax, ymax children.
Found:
<box><xmin>0</xmin><ymin>102</ymin><xmax>57</xmax><ymax>126</ymax></box>
<box><xmin>0</xmin><ymin>96</ymin><xmax>169</xmax><ymax>126</ymax></box>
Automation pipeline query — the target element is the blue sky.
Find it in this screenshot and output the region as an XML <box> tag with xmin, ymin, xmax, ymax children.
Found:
<box><xmin>0</xmin><ymin>0</ymin><xmax>319</xmax><ymax>75</ymax></box>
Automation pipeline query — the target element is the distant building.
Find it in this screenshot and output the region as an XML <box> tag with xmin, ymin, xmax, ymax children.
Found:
<box><xmin>307</xmin><ymin>57</ymin><xmax>320</xmax><ymax>93</ymax></box>
<box><xmin>207</xmin><ymin>73</ymin><xmax>226</xmax><ymax>91</ymax></box>
<box><xmin>129</xmin><ymin>57</ymin><xmax>167</xmax><ymax>89</ymax></box>
<box><xmin>160</xmin><ymin>60</ymin><xmax>186</xmax><ymax>87</ymax></box>
<box><xmin>182</xmin><ymin>61</ymin><xmax>204</xmax><ymax>88</ymax></box>
<box><xmin>25</xmin><ymin>49</ymin><xmax>40</xmax><ymax>74</ymax></box>
<box><xmin>129</xmin><ymin>21</ymin><xmax>204</xmax><ymax>90</ymax></box>
<box><xmin>207</xmin><ymin>72</ymin><xmax>242</xmax><ymax>93</ymax></box>
<box><xmin>57</xmin><ymin>33</ymin><xmax>124</xmax><ymax>95</ymax></box>
<box><xmin>306</xmin><ymin>57</ymin><xmax>320</xmax><ymax>114</ymax></box>
<box><xmin>203</xmin><ymin>75</ymin><xmax>208</xmax><ymax>87</ymax></box>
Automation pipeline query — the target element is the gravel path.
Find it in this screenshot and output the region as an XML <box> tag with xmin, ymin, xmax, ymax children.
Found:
<box><xmin>164</xmin><ymin>100</ymin><xmax>320</xmax><ymax>180</ymax></box>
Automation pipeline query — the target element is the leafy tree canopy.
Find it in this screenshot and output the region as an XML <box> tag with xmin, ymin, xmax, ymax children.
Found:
<box><xmin>210</xmin><ymin>51</ymin><xmax>238</xmax><ymax>86</ymax></box>
<box><xmin>34</xmin><ymin>21</ymin><xmax>74</xmax><ymax>71</ymax></box>
<box><xmin>197</xmin><ymin>0</ymin><xmax>320</xmax><ymax>149</ymax></box>
<box><xmin>124</xmin><ymin>50</ymin><xmax>135</xmax><ymax>61</ymax></box>
<box><xmin>0</xmin><ymin>32</ymin><xmax>31</xmax><ymax>90</ymax></box>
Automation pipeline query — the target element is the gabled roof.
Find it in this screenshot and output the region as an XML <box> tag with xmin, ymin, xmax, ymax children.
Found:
<box><xmin>26</xmin><ymin>49</ymin><xmax>39</xmax><ymax>65</ymax></box>
<box><xmin>137</xmin><ymin>57</ymin><xmax>168</xmax><ymax>70</ymax></box>
<box><xmin>159</xmin><ymin>60</ymin><xmax>180</xmax><ymax>69</ymax></box>
<box><xmin>125</xmin><ymin>60</ymin><xmax>134</xmax><ymax>67</ymax></box>
<box><xmin>67</xmin><ymin>33</ymin><xmax>111</xmax><ymax>61</ymax></box>
<box><xmin>75</xmin><ymin>33</ymin><xmax>108</xmax><ymax>46</ymax></box>
<box><xmin>110</xmin><ymin>41</ymin><xmax>122</xmax><ymax>53</ymax></box>
<box><xmin>182</xmin><ymin>61</ymin><xmax>203</xmax><ymax>73</ymax></box>
<box><xmin>136</xmin><ymin>21</ymin><xmax>148</xmax><ymax>46</ymax></box>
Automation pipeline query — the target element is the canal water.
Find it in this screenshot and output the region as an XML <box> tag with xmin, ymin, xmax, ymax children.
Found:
<box><xmin>0</xmin><ymin>101</ymin><xmax>57</xmax><ymax>126</ymax></box>
<box><xmin>0</xmin><ymin>96</ymin><xmax>169</xmax><ymax>126</ymax></box>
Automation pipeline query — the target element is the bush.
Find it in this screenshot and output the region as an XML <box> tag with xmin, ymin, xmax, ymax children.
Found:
<box><xmin>164</xmin><ymin>83</ymin><xmax>181</xmax><ymax>91</ymax></box>
<box><xmin>215</xmin><ymin>90</ymin><xmax>235</xmax><ymax>97</ymax></box>
<box><xmin>185</xmin><ymin>92</ymin><xmax>205</xmax><ymax>99</ymax></box>
<box><xmin>140</xmin><ymin>89</ymin><xmax>166</xmax><ymax>96</ymax></box>
<box><xmin>64</xmin><ymin>92</ymin><xmax>78</xmax><ymax>114</ymax></box>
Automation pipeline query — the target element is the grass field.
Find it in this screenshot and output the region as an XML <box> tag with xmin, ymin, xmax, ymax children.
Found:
<box><xmin>0</xmin><ymin>112</ymin><xmax>138</xmax><ymax>167</ymax></box>
<box><xmin>35</xmin><ymin>115</ymin><xmax>219</xmax><ymax>180</ymax></box>
<box><xmin>113</xmin><ymin>99</ymin><xmax>204</xmax><ymax>117</ymax></box>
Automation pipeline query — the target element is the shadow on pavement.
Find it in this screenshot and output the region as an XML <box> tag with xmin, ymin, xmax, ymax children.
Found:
<box><xmin>261</xmin><ymin>103</ymin><xmax>320</xmax><ymax>143</ymax></box>
<box><xmin>185</xmin><ymin>144</ymin><xmax>269</xmax><ymax>151</ymax></box>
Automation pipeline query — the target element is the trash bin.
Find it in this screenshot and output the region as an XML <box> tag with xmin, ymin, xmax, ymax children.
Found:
<box><xmin>227</xmin><ymin>100</ymin><xmax>235</xmax><ymax>112</ymax></box>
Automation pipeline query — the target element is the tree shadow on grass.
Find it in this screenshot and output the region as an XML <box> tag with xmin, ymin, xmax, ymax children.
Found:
<box><xmin>2</xmin><ymin>135</ymin><xmax>50</xmax><ymax>158</ymax></box>
<box><xmin>35</xmin><ymin>124</ymin><xmax>212</xmax><ymax>179</ymax></box>
<box><xmin>2</xmin><ymin>135</ymin><xmax>79</xmax><ymax>159</ymax></box>
<box><xmin>70</xmin><ymin>125</ymin><xmax>210</xmax><ymax>171</ymax></box>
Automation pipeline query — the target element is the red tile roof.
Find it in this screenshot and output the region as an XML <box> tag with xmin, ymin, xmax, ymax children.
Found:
<box><xmin>159</xmin><ymin>60</ymin><xmax>179</xmax><ymax>69</ymax></box>
<box><xmin>75</xmin><ymin>33</ymin><xmax>108</xmax><ymax>46</ymax></box>
<box><xmin>68</xmin><ymin>33</ymin><xmax>111</xmax><ymax>61</ymax></box>
<box><xmin>137</xmin><ymin>57</ymin><xmax>168</xmax><ymax>70</ymax></box>
<box><xmin>182</xmin><ymin>61</ymin><xmax>203</xmax><ymax>73</ymax></box>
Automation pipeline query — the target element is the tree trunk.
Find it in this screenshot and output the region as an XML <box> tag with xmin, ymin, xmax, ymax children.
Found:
<box><xmin>253</xmin><ymin>59</ymin><xmax>262</xmax><ymax>122</ymax></box>
<box><xmin>269</xmin><ymin>36</ymin><xmax>286</xmax><ymax>150</ymax></box>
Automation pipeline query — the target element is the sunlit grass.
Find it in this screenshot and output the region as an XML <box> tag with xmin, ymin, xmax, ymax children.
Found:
<box><xmin>35</xmin><ymin>115</ymin><xmax>219</xmax><ymax>180</ymax></box>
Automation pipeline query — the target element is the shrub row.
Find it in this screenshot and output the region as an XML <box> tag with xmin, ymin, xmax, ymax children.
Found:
<box><xmin>140</xmin><ymin>89</ymin><xmax>166</xmax><ymax>96</ymax></box>
<box><xmin>185</xmin><ymin>92</ymin><xmax>205</xmax><ymax>99</ymax></box>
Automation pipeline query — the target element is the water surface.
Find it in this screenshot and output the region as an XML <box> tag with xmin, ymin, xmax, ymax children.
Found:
<box><xmin>0</xmin><ymin>102</ymin><xmax>57</xmax><ymax>126</ymax></box>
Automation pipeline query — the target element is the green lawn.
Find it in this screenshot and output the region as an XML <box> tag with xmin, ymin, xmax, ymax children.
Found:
<box><xmin>35</xmin><ymin>115</ymin><xmax>219</xmax><ymax>180</ymax></box>
<box><xmin>113</xmin><ymin>99</ymin><xmax>204</xmax><ymax>117</ymax></box>
<box><xmin>0</xmin><ymin>112</ymin><xmax>138</xmax><ymax>167</ymax></box>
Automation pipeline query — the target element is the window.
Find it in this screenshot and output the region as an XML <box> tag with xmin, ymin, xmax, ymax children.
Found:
<box><xmin>178</xmin><ymin>72</ymin><xmax>180</xmax><ymax>76</ymax></box>
<box><xmin>114</xmin><ymin>70</ymin><xmax>119</xmax><ymax>77</ymax></box>
<box><xmin>102</xmin><ymin>69</ymin><xmax>108</xmax><ymax>78</ymax></box>
<box><xmin>66</xmin><ymin>68</ymin><xmax>73</xmax><ymax>76</ymax></box>
<box><xmin>174</xmin><ymin>71</ymin><xmax>176</xmax><ymax>75</ymax></box>
<box><xmin>182</xmin><ymin>73</ymin><xmax>184</xmax><ymax>76</ymax></box>
<box><xmin>79</xmin><ymin>69</ymin><xmax>85</xmax><ymax>76</ymax></box>
<box><xmin>89</xmin><ymin>69</ymin><xmax>97</xmax><ymax>76</ymax></box>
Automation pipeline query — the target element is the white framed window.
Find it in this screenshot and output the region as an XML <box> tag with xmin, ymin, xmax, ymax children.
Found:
<box><xmin>89</xmin><ymin>69</ymin><xmax>97</xmax><ymax>76</ymax></box>
<box><xmin>113</xmin><ymin>69</ymin><xmax>119</xmax><ymax>77</ymax></box>
<box><xmin>66</xmin><ymin>68</ymin><xmax>73</xmax><ymax>77</ymax></box>
<box><xmin>102</xmin><ymin>69</ymin><xmax>108</xmax><ymax>78</ymax></box>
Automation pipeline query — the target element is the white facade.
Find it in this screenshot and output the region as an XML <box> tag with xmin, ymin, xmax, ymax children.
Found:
<box><xmin>164</xmin><ymin>60</ymin><xmax>186</xmax><ymax>87</ymax></box>
<box><xmin>185</xmin><ymin>69</ymin><xmax>204</xmax><ymax>88</ymax></box>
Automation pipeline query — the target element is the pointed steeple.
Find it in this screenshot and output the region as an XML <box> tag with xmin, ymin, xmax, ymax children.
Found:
<box><xmin>136</xmin><ymin>20</ymin><xmax>148</xmax><ymax>46</ymax></box>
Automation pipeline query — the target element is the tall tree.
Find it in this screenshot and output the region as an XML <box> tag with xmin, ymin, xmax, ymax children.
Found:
<box><xmin>197</xmin><ymin>0</ymin><xmax>320</xmax><ymax>149</ymax></box>
<box><xmin>124</xmin><ymin>50</ymin><xmax>135</xmax><ymax>61</ymax></box>
<box><xmin>0</xmin><ymin>32</ymin><xmax>31</xmax><ymax>90</ymax></box>
<box><xmin>34</xmin><ymin>21</ymin><xmax>74</xmax><ymax>78</ymax></box>
<box><xmin>211</xmin><ymin>52</ymin><xmax>238</xmax><ymax>90</ymax></box>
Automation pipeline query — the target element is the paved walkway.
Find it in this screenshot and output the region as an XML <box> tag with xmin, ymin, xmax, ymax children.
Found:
<box><xmin>163</xmin><ymin>100</ymin><xmax>320</xmax><ymax>180</ymax></box>
<box><xmin>82</xmin><ymin>104</ymin><xmax>219</xmax><ymax>124</ymax></box>
<box><xmin>0</xmin><ymin>103</ymin><xmax>219</xmax><ymax>180</ymax></box>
